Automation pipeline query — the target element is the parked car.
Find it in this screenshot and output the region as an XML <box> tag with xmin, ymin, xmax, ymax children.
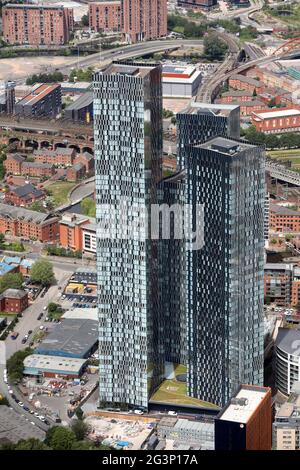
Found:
<box><xmin>21</xmin><ymin>337</ymin><xmax>27</xmax><ymax>344</ymax></box>
<box><xmin>37</xmin><ymin>313</ymin><xmax>43</xmax><ymax>320</ymax></box>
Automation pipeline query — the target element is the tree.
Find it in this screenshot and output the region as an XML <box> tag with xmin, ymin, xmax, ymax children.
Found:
<box><xmin>81</xmin><ymin>198</ymin><xmax>96</xmax><ymax>217</ymax></box>
<box><xmin>75</xmin><ymin>407</ymin><xmax>84</xmax><ymax>420</ymax></box>
<box><xmin>46</xmin><ymin>426</ymin><xmax>76</xmax><ymax>450</ymax></box>
<box><xmin>0</xmin><ymin>272</ymin><xmax>24</xmax><ymax>294</ymax></box>
<box><xmin>203</xmin><ymin>34</ymin><xmax>228</xmax><ymax>61</ymax></box>
<box><xmin>6</xmin><ymin>348</ymin><xmax>33</xmax><ymax>383</ymax></box>
<box><xmin>81</xmin><ymin>14</ymin><xmax>89</xmax><ymax>27</ymax></box>
<box><xmin>30</xmin><ymin>260</ymin><xmax>55</xmax><ymax>286</ymax></box>
<box><xmin>14</xmin><ymin>438</ymin><xmax>50</xmax><ymax>450</ymax></box>
<box><xmin>0</xmin><ymin>233</ymin><xmax>5</xmax><ymax>249</ymax></box>
<box><xmin>71</xmin><ymin>420</ymin><xmax>90</xmax><ymax>441</ymax></box>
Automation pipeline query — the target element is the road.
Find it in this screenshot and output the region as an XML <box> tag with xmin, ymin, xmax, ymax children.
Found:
<box><xmin>69</xmin><ymin>178</ymin><xmax>95</xmax><ymax>204</ymax></box>
<box><xmin>53</xmin><ymin>39</ymin><xmax>204</xmax><ymax>74</ymax></box>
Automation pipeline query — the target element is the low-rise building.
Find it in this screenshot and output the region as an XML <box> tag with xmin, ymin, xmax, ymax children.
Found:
<box><xmin>0</xmin><ymin>407</ymin><xmax>45</xmax><ymax>443</ymax></box>
<box><xmin>33</xmin><ymin>147</ymin><xmax>76</xmax><ymax>167</ymax></box>
<box><xmin>64</xmin><ymin>92</ymin><xmax>93</xmax><ymax>123</ymax></box>
<box><xmin>24</xmin><ymin>354</ymin><xmax>88</xmax><ymax>379</ymax></box>
<box><xmin>4</xmin><ymin>183</ymin><xmax>45</xmax><ymax>207</ymax></box>
<box><xmin>0</xmin><ymin>203</ymin><xmax>59</xmax><ymax>242</ymax></box>
<box><xmin>59</xmin><ymin>213</ymin><xmax>92</xmax><ymax>252</ymax></box>
<box><xmin>252</xmin><ymin>108</ymin><xmax>300</xmax><ymax>134</ymax></box>
<box><xmin>162</xmin><ymin>65</ymin><xmax>202</xmax><ymax>98</ymax></box>
<box><xmin>157</xmin><ymin>417</ymin><xmax>215</xmax><ymax>450</ymax></box>
<box><xmin>21</xmin><ymin>162</ymin><xmax>55</xmax><ymax>178</ymax></box>
<box><xmin>73</xmin><ymin>152</ymin><xmax>94</xmax><ymax>175</ymax></box>
<box><xmin>264</xmin><ymin>263</ymin><xmax>293</xmax><ymax>307</ymax></box>
<box><xmin>269</xmin><ymin>203</ymin><xmax>300</xmax><ymax>232</ymax></box>
<box><xmin>66</xmin><ymin>162</ymin><xmax>86</xmax><ymax>181</ymax></box>
<box><xmin>273</xmin><ymin>382</ymin><xmax>300</xmax><ymax>450</ymax></box>
<box><xmin>0</xmin><ymin>288</ymin><xmax>28</xmax><ymax>313</ymax></box>
<box><xmin>218</xmin><ymin>90</ymin><xmax>253</xmax><ymax>103</ymax></box>
<box><xmin>229</xmin><ymin>74</ymin><xmax>265</xmax><ymax>94</ymax></box>
<box><xmin>14</xmin><ymin>83</ymin><xmax>62</xmax><ymax>118</ymax></box>
<box><xmin>3</xmin><ymin>154</ymin><xmax>25</xmax><ymax>174</ymax></box>
<box><xmin>34</xmin><ymin>318</ymin><xmax>98</xmax><ymax>359</ymax></box>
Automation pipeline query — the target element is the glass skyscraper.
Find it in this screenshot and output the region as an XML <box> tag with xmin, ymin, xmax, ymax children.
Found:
<box><xmin>93</xmin><ymin>62</ymin><xmax>164</xmax><ymax>409</ymax></box>
<box><xmin>185</xmin><ymin>137</ymin><xmax>265</xmax><ymax>407</ymax></box>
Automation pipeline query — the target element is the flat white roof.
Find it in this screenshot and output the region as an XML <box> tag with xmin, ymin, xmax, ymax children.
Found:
<box><xmin>162</xmin><ymin>70</ymin><xmax>201</xmax><ymax>85</ymax></box>
<box><xmin>219</xmin><ymin>388</ymin><xmax>268</xmax><ymax>424</ymax></box>
<box><xmin>62</xmin><ymin>308</ymin><xmax>98</xmax><ymax>321</ymax></box>
<box><xmin>24</xmin><ymin>354</ymin><xmax>87</xmax><ymax>373</ymax></box>
<box><xmin>254</xmin><ymin>109</ymin><xmax>300</xmax><ymax>119</ymax></box>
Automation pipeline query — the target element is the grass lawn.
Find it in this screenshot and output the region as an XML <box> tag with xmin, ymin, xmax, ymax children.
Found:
<box><xmin>267</xmin><ymin>150</ymin><xmax>300</xmax><ymax>167</ymax></box>
<box><xmin>46</xmin><ymin>181</ymin><xmax>77</xmax><ymax>207</ymax></box>
<box><xmin>151</xmin><ymin>378</ymin><xmax>219</xmax><ymax>409</ymax></box>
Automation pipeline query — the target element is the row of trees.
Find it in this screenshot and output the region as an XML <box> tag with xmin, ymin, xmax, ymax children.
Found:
<box><xmin>26</xmin><ymin>71</ymin><xmax>64</xmax><ymax>86</ymax></box>
<box><xmin>242</xmin><ymin>126</ymin><xmax>300</xmax><ymax>150</ymax></box>
<box><xmin>46</xmin><ymin>245</ymin><xmax>82</xmax><ymax>259</ymax></box>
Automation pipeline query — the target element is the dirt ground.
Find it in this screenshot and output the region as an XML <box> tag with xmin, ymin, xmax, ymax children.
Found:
<box><xmin>0</xmin><ymin>56</ymin><xmax>75</xmax><ymax>81</ymax></box>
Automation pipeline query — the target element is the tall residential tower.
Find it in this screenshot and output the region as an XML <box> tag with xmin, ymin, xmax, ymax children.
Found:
<box><xmin>93</xmin><ymin>62</ymin><xmax>164</xmax><ymax>409</ymax></box>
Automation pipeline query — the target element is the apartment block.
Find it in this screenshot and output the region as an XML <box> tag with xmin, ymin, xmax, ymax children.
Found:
<box><xmin>273</xmin><ymin>383</ymin><xmax>300</xmax><ymax>450</ymax></box>
<box><xmin>14</xmin><ymin>84</ymin><xmax>61</xmax><ymax>118</ymax></box>
<box><xmin>94</xmin><ymin>62</ymin><xmax>164</xmax><ymax>409</ymax></box>
<box><xmin>0</xmin><ymin>203</ymin><xmax>59</xmax><ymax>242</ymax></box>
<box><xmin>59</xmin><ymin>213</ymin><xmax>92</xmax><ymax>252</ymax></box>
<box><xmin>33</xmin><ymin>147</ymin><xmax>76</xmax><ymax>167</ymax></box>
<box><xmin>264</xmin><ymin>263</ymin><xmax>293</xmax><ymax>307</ymax></box>
<box><xmin>2</xmin><ymin>4</ymin><xmax>74</xmax><ymax>46</ymax></box>
<box><xmin>66</xmin><ymin>162</ymin><xmax>86</xmax><ymax>181</ymax></box>
<box><xmin>229</xmin><ymin>74</ymin><xmax>265</xmax><ymax>94</ymax></box>
<box><xmin>269</xmin><ymin>203</ymin><xmax>300</xmax><ymax>232</ymax></box>
<box><xmin>89</xmin><ymin>1</ymin><xmax>121</xmax><ymax>32</ymax></box>
<box><xmin>21</xmin><ymin>162</ymin><xmax>55</xmax><ymax>178</ymax></box>
<box><xmin>276</xmin><ymin>328</ymin><xmax>300</xmax><ymax>396</ymax></box>
<box><xmin>4</xmin><ymin>183</ymin><xmax>45</xmax><ymax>207</ymax></box>
<box><xmin>215</xmin><ymin>385</ymin><xmax>272</xmax><ymax>450</ymax></box>
<box><xmin>121</xmin><ymin>0</ymin><xmax>167</xmax><ymax>43</ymax></box>
<box><xmin>3</xmin><ymin>154</ymin><xmax>25</xmax><ymax>174</ymax></box>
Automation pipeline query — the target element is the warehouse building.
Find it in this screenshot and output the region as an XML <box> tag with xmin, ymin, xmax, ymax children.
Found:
<box><xmin>34</xmin><ymin>318</ymin><xmax>98</xmax><ymax>358</ymax></box>
<box><xmin>65</xmin><ymin>92</ymin><xmax>93</xmax><ymax>123</ymax></box>
<box><xmin>0</xmin><ymin>407</ymin><xmax>45</xmax><ymax>444</ymax></box>
<box><xmin>162</xmin><ymin>65</ymin><xmax>202</xmax><ymax>98</ymax></box>
<box><xmin>23</xmin><ymin>354</ymin><xmax>88</xmax><ymax>379</ymax></box>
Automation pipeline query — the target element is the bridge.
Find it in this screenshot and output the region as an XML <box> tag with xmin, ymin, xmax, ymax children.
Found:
<box><xmin>0</xmin><ymin>117</ymin><xmax>94</xmax><ymax>154</ymax></box>
<box><xmin>266</xmin><ymin>161</ymin><xmax>300</xmax><ymax>186</ymax></box>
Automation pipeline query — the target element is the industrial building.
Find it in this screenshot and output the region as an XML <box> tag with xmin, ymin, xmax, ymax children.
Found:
<box><xmin>214</xmin><ymin>385</ymin><xmax>272</xmax><ymax>450</ymax></box>
<box><xmin>65</xmin><ymin>92</ymin><xmax>93</xmax><ymax>123</ymax></box>
<box><xmin>34</xmin><ymin>318</ymin><xmax>98</xmax><ymax>359</ymax></box>
<box><xmin>157</xmin><ymin>417</ymin><xmax>215</xmax><ymax>450</ymax></box>
<box><xmin>14</xmin><ymin>84</ymin><xmax>62</xmax><ymax>118</ymax></box>
<box><xmin>23</xmin><ymin>354</ymin><xmax>88</xmax><ymax>379</ymax></box>
<box><xmin>162</xmin><ymin>65</ymin><xmax>202</xmax><ymax>97</ymax></box>
<box><xmin>252</xmin><ymin>108</ymin><xmax>300</xmax><ymax>134</ymax></box>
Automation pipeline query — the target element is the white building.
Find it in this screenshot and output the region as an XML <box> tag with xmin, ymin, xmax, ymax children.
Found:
<box><xmin>162</xmin><ymin>65</ymin><xmax>202</xmax><ymax>98</ymax></box>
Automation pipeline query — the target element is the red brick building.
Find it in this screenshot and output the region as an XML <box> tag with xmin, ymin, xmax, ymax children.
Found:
<box><xmin>89</xmin><ymin>1</ymin><xmax>121</xmax><ymax>32</ymax></box>
<box><xmin>218</xmin><ymin>90</ymin><xmax>253</xmax><ymax>104</ymax></box>
<box><xmin>21</xmin><ymin>162</ymin><xmax>55</xmax><ymax>178</ymax></box>
<box><xmin>122</xmin><ymin>0</ymin><xmax>167</xmax><ymax>43</ymax></box>
<box><xmin>229</xmin><ymin>74</ymin><xmax>265</xmax><ymax>94</ymax></box>
<box><xmin>0</xmin><ymin>288</ymin><xmax>28</xmax><ymax>313</ymax></box>
<box><xmin>73</xmin><ymin>152</ymin><xmax>94</xmax><ymax>176</ymax></box>
<box><xmin>0</xmin><ymin>203</ymin><xmax>59</xmax><ymax>242</ymax></box>
<box><xmin>269</xmin><ymin>204</ymin><xmax>300</xmax><ymax>232</ymax></box>
<box><xmin>252</xmin><ymin>107</ymin><xmax>300</xmax><ymax>134</ymax></box>
<box><xmin>33</xmin><ymin>147</ymin><xmax>76</xmax><ymax>167</ymax></box>
<box><xmin>4</xmin><ymin>184</ymin><xmax>45</xmax><ymax>207</ymax></box>
<box><xmin>2</xmin><ymin>5</ymin><xmax>74</xmax><ymax>46</ymax></box>
<box><xmin>66</xmin><ymin>162</ymin><xmax>86</xmax><ymax>181</ymax></box>
<box><xmin>4</xmin><ymin>154</ymin><xmax>25</xmax><ymax>174</ymax></box>
<box><xmin>59</xmin><ymin>213</ymin><xmax>92</xmax><ymax>251</ymax></box>
<box><xmin>216</xmin><ymin>98</ymin><xmax>265</xmax><ymax>116</ymax></box>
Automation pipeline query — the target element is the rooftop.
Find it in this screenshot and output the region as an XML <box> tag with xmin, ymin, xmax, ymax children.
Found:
<box><xmin>101</xmin><ymin>61</ymin><xmax>159</xmax><ymax>79</ymax></box>
<box><xmin>0</xmin><ymin>262</ymin><xmax>15</xmax><ymax>276</ymax></box>
<box><xmin>270</xmin><ymin>203</ymin><xmax>300</xmax><ymax>216</ymax></box>
<box><xmin>62</xmin><ymin>308</ymin><xmax>98</xmax><ymax>321</ymax></box>
<box><xmin>11</xmin><ymin>183</ymin><xmax>44</xmax><ymax>199</ymax></box>
<box><xmin>195</xmin><ymin>136</ymin><xmax>253</xmax><ymax>155</ymax></box>
<box><xmin>35</xmin><ymin>318</ymin><xmax>98</xmax><ymax>358</ymax></box>
<box><xmin>24</xmin><ymin>354</ymin><xmax>87</xmax><ymax>374</ymax></box>
<box><xmin>6</xmin><ymin>153</ymin><xmax>25</xmax><ymax>163</ymax></box>
<box><xmin>65</xmin><ymin>92</ymin><xmax>93</xmax><ymax>111</ymax></box>
<box><xmin>219</xmin><ymin>385</ymin><xmax>270</xmax><ymax>424</ymax></box>
<box><xmin>0</xmin><ymin>406</ymin><xmax>45</xmax><ymax>444</ymax></box>
<box><xmin>264</xmin><ymin>263</ymin><xmax>294</xmax><ymax>271</ymax></box>
<box><xmin>180</xmin><ymin>101</ymin><xmax>239</xmax><ymax>117</ymax></box>
<box><xmin>16</xmin><ymin>84</ymin><xmax>60</xmax><ymax>107</ymax></box>
<box><xmin>276</xmin><ymin>327</ymin><xmax>300</xmax><ymax>356</ymax></box>
<box><xmin>0</xmin><ymin>202</ymin><xmax>56</xmax><ymax>225</ymax></box>
<box><xmin>22</xmin><ymin>162</ymin><xmax>54</xmax><ymax>169</ymax></box>
<box><xmin>253</xmin><ymin>108</ymin><xmax>300</xmax><ymax>120</ymax></box>
<box><xmin>230</xmin><ymin>74</ymin><xmax>264</xmax><ymax>87</ymax></box>
<box><xmin>2</xmin><ymin>288</ymin><xmax>27</xmax><ymax>299</ymax></box>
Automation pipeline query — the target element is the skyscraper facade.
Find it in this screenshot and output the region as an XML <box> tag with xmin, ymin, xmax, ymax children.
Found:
<box><xmin>93</xmin><ymin>62</ymin><xmax>164</xmax><ymax>409</ymax></box>
<box><xmin>177</xmin><ymin>102</ymin><xmax>240</xmax><ymax>170</ymax></box>
<box><xmin>185</xmin><ymin>137</ymin><xmax>265</xmax><ymax>407</ymax></box>
<box><xmin>121</xmin><ymin>0</ymin><xmax>167</xmax><ymax>43</ymax></box>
